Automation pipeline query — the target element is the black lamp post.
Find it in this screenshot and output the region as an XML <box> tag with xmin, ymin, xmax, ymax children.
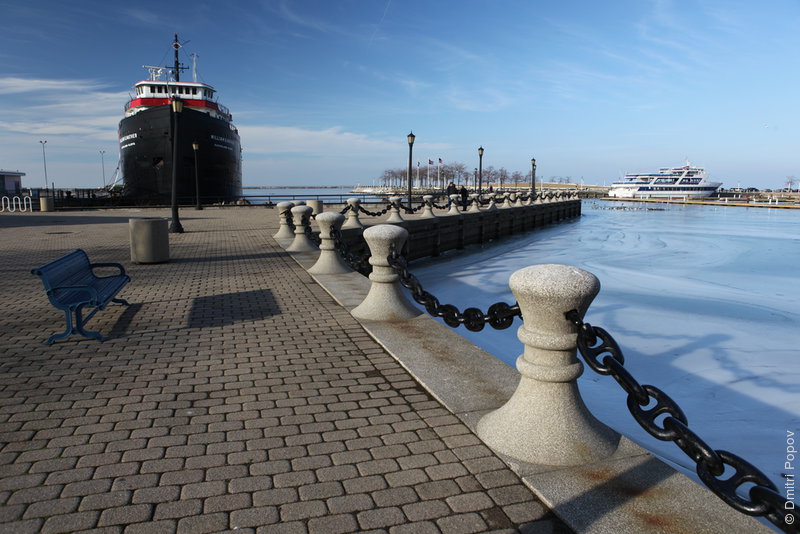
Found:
<box><xmin>407</xmin><ymin>132</ymin><xmax>415</xmax><ymax>206</ymax></box>
<box><xmin>478</xmin><ymin>146</ymin><xmax>484</xmax><ymax>194</ymax></box>
<box><xmin>531</xmin><ymin>158</ymin><xmax>536</xmax><ymax>195</ymax></box>
<box><xmin>39</xmin><ymin>140</ymin><xmax>48</xmax><ymax>194</ymax></box>
<box><xmin>192</xmin><ymin>141</ymin><xmax>202</xmax><ymax>210</ymax></box>
<box><xmin>169</xmin><ymin>98</ymin><xmax>184</xmax><ymax>233</ymax></box>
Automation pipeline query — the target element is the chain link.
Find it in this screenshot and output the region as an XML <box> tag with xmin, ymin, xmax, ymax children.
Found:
<box><xmin>387</xmin><ymin>247</ymin><xmax>521</xmax><ymax>331</ymax></box>
<box><xmin>357</xmin><ymin>203</ymin><xmax>391</xmax><ymax>217</ymax></box>
<box><xmin>565</xmin><ymin>309</ymin><xmax>798</xmax><ymax>533</ymax></box>
<box><xmin>331</xmin><ymin>226</ymin><xmax>372</xmax><ymax>276</ymax></box>
<box><xmin>397</xmin><ymin>201</ymin><xmax>425</xmax><ymax>214</ymax></box>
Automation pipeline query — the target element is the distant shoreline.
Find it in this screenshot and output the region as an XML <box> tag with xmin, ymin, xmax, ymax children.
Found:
<box><xmin>242</xmin><ymin>185</ymin><xmax>352</xmax><ymax>190</ymax></box>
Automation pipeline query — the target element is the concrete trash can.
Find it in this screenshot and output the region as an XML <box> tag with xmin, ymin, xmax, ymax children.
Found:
<box><xmin>39</xmin><ymin>197</ymin><xmax>54</xmax><ymax>212</ymax></box>
<box><xmin>307</xmin><ymin>199</ymin><xmax>324</xmax><ymax>215</ymax></box>
<box><xmin>129</xmin><ymin>218</ymin><xmax>169</xmax><ymax>264</ymax></box>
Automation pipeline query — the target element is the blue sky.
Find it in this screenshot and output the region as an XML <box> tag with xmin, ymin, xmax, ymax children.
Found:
<box><xmin>1</xmin><ymin>0</ymin><xmax>798</xmax><ymax>190</ymax></box>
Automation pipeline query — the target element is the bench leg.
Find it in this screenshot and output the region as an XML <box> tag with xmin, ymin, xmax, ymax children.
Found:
<box><xmin>112</xmin><ymin>297</ymin><xmax>130</xmax><ymax>306</ymax></box>
<box><xmin>44</xmin><ymin>309</ymin><xmax>77</xmax><ymax>345</ymax></box>
<box><xmin>43</xmin><ymin>306</ymin><xmax>106</xmax><ymax>345</ymax></box>
<box><xmin>74</xmin><ymin>305</ymin><xmax>106</xmax><ymax>342</ymax></box>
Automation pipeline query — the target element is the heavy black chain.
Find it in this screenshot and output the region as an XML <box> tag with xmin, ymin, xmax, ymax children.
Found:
<box><xmin>339</xmin><ymin>205</ymin><xmax>352</xmax><ymax>215</ymax></box>
<box><xmin>431</xmin><ymin>199</ymin><xmax>452</xmax><ymax>210</ymax></box>
<box><xmin>357</xmin><ymin>203</ymin><xmax>392</xmax><ymax>217</ymax></box>
<box><xmin>331</xmin><ymin>227</ymin><xmax>372</xmax><ymax>276</ymax></box>
<box><xmin>302</xmin><ymin>212</ymin><xmax>321</xmax><ymax>246</ymax></box>
<box><xmin>565</xmin><ymin>309</ymin><xmax>798</xmax><ymax>533</ymax></box>
<box><xmin>397</xmin><ymin>201</ymin><xmax>425</xmax><ymax>214</ymax></box>
<box><xmin>387</xmin><ymin>248</ymin><xmax>521</xmax><ymax>331</ymax></box>
<box><xmin>281</xmin><ymin>208</ymin><xmax>296</xmax><ymax>231</ymax></box>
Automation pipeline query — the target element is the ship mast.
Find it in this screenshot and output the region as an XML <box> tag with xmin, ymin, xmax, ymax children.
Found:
<box><xmin>172</xmin><ymin>33</ymin><xmax>182</xmax><ymax>82</ymax></box>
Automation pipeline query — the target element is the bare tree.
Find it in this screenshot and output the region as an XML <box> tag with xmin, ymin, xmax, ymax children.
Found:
<box><xmin>785</xmin><ymin>176</ymin><xmax>797</xmax><ymax>192</ymax></box>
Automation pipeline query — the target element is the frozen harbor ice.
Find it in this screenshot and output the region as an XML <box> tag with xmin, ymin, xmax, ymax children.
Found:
<box><xmin>411</xmin><ymin>200</ymin><xmax>800</xmax><ymax>491</ymax></box>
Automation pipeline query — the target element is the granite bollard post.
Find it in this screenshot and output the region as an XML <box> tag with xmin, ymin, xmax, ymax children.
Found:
<box><xmin>476</xmin><ymin>264</ymin><xmax>620</xmax><ymax>466</ymax></box>
<box><xmin>286</xmin><ymin>205</ymin><xmax>318</xmax><ymax>252</ymax></box>
<box><xmin>308</xmin><ymin>212</ymin><xmax>352</xmax><ymax>275</ymax></box>
<box><xmin>386</xmin><ymin>196</ymin><xmax>405</xmax><ymax>223</ymax></box>
<box><xmin>419</xmin><ymin>195</ymin><xmax>436</xmax><ymax>219</ymax></box>
<box><xmin>274</xmin><ymin>201</ymin><xmax>296</xmax><ymax>240</ymax></box>
<box><xmin>500</xmin><ymin>193</ymin><xmax>512</xmax><ymax>209</ymax></box>
<box><xmin>486</xmin><ymin>193</ymin><xmax>499</xmax><ymax>211</ymax></box>
<box><xmin>342</xmin><ymin>198</ymin><xmax>364</xmax><ymax>229</ymax></box>
<box><xmin>351</xmin><ymin>224</ymin><xmax>421</xmax><ymax>321</ymax></box>
<box><xmin>468</xmin><ymin>194</ymin><xmax>481</xmax><ymax>213</ymax></box>
<box><xmin>447</xmin><ymin>194</ymin><xmax>462</xmax><ymax>216</ymax></box>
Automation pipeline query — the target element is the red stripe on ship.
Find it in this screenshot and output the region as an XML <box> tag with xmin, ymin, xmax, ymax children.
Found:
<box><xmin>125</xmin><ymin>98</ymin><xmax>220</xmax><ymax>111</ymax></box>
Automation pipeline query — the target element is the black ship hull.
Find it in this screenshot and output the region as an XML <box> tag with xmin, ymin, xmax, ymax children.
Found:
<box><xmin>119</xmin><ymin>106</ymin><xmax>242</xmax><ymax>203</ymax></box>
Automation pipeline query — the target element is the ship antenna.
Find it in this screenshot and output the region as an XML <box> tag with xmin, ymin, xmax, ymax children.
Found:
<box><xmin>191</xmin><ymin>53</ymin><xmax>199</xmax><ymax>83</ymax></box>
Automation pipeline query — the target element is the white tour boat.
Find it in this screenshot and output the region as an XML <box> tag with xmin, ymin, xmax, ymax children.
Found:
<box><xmin>608</xmin><ymin>163</ymin><xmax>722</xmax><ymax>199</ymax></box>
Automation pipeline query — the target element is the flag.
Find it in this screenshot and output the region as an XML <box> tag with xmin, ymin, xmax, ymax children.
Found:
<box><xmin>428</xmin><ymin>159</ymin><xmax>433</xmax><ymax>165</ymax></box>
<box><xmin>438</xmin><ymin>158</ymin><xmax>442</xmax><ymax>164</ymax></box>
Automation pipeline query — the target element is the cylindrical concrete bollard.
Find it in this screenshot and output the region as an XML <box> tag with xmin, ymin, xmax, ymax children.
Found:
<box><xmin>308</xmin><ymin>212</ymin><xmax>352</xmax><ymax>275</ymax></box>
<box><xmin>386</xmin><ymin>196</ymin><xmax>404</xmax><ymax>223</ymax></box>
<box><xmin>342</xmin><ymin>198</ymin><xmax>364</xmax><ymax>229</ymax></box>
<box><xmin>39</xmin><ymin>197</ymin><xmax>54</xmax><ymax>212</ymax></box>
<box><xmin>419</xmin><ymin>195</ymin><xmax>436</xmax><ymax>219</ymax></box>
<box><xmin>500</xmin><ymin>193</ymin><xmax>513</xmax><ymax>209</ymax></box>
<box><xmin>468</xmin><ymin>194</ymin><xmax>481</xmax><ymax>213</ymax></box>
<box><xmin>129</xmin><ymin>218</ymin><xmax>169</xmax><ymax>264</ymax></box>
<box><xmin>476</xmin><ymin>264</ymin><xmax>620</xmax><ymax>466</ymax></box>
<box><xmin>307</xmin><ymin>199</ymin><xmax>324</xmax><ymax>215</ymax></box>
<box><xmin>286</xmin><ymin>205</ymin><xmax>318</xmax><ymax>252</ymax></box>
<box><xmin>351</xmin><ymin>224</ymin><xmax>421</xmax><ymax>321</ymax></box>
<box><xmin>447</xmin><ymin>194</ymin><xmax>462</xmax><ymax>216</ymax></box>
<box><xmin>274</xmin><ymin>201</ymin><xmax>296</xmax><ymax>240</ymax></box>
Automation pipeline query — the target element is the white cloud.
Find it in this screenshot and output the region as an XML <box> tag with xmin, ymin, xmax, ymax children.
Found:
<box><xmin>239</xmin><ymin>124</ymin><xmax>398</xmax><ymax>158</ymax></box>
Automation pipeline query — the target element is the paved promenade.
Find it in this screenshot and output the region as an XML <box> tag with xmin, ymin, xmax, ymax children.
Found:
<box><xmin>0</xmin><ymin>208</ymin><xmax>570</xmax><ymax>533</ymax></box>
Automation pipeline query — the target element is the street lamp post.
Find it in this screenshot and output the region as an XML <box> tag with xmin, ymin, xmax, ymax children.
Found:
<box><xmin>478</xmin><ymin>146</ymin><xmax>484</xmax><ymax>194</ymax></box>
<box><xmin>39</xmin><ymin>140</ymin><xmax>48</xmax><ymax>194</ymax></box>
<box><xmin>192</xmin><ymin>141</ymin><xmax>202</xmax><ymax>210</ymax></box>
<box><xmin>100</xmin><ymin>150</ymin><xmax>106</xmax><ymax>188</ymax></box>
<box><xmin>407</xmin><ymin>132</ymin><xmax>415</xmax><ymax>207</ymax></box>
<box><xmin>531</xmin><ymin>158</ymin><xmax>536</xmax><ymax>196</ymax></box>
<box><xmin>169</xmin><ymin>98</ymin><xmax>184</xmax><ymax>233</ymax></box>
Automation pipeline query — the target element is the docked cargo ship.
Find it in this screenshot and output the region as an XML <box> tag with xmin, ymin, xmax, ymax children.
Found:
<box><xmin>119</xmin><ymin>35</ymin><xmax>242</xmax><ymax>203</ymax></box>
<box><xmin>608</xmin><ymin>162</ymin><xmax>722</xmax><ymax>199</ymax></box>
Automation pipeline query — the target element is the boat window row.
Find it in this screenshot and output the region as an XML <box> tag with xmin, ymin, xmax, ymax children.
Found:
<box><xmin>639</xmin><ymin>186</ymin><xmax>719</xmax><ymax>191</ymax></box>
<box><xmin>135</xmin><ymin>85</ymin><xmax>215</xmax><ymax>98</ymax></box>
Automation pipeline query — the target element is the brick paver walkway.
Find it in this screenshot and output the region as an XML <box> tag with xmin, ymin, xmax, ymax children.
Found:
<box><xmin>0</xmin><ymin>208</ymin><xmax>571</xmax><ymax>533</ymax></box>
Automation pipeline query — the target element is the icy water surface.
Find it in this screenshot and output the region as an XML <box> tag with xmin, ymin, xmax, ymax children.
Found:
<box><xmin>412</xmin><ymin>200</ymin><xmax>800</xmax><ymax>490</ymax></box>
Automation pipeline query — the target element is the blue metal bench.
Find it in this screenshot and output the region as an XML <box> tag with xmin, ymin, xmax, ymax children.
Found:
<box><xmin>31</xmin><ymin>249</ymin><xmax>131</xmax><ymax>345</ymax></box>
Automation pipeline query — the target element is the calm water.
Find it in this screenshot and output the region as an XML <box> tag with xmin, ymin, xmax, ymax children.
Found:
<box><xmin>412</xmin><ymin>200</ymin><xmax>800</xmax><ymax>491</ymax></box>
<box><xmin>242</xmin><ymin>187</ymin><xmax>388</xmax><ymax>204</ymax></box>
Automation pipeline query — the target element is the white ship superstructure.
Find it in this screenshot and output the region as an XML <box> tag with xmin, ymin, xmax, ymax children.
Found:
<box><xmin>608</xmin><ymin>163</ymin><xmax>722</xmax><ymax>199</ymax></box>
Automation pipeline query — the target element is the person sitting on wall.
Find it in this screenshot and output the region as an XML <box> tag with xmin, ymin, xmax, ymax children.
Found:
<box><xmin>459</xmin><ymin>185</ymin><xmax>468</xmax><ymax>211</ymax></box>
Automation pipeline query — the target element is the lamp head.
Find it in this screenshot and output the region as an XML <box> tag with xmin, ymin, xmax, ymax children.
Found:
<box><xmin>407</xmin><ymin>131</ymin><xmax>415</xmax><ymax>146</ymax></box>
<box><xmin>192</xmin><ymin>142</ymin><xmax>199</xmax><ymax>151</ymax></box>
<box><xmin>478</xmin><ymin>146</ymin><xmax>484</xmax><ymax>157</ymax></box>
<box><xmin>171</xmin><ymin>98</ymin><xmax>184</xmax><ymax>113</ymax></box>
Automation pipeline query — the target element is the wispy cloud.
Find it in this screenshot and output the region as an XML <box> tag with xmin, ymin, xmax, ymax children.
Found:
<box><xmin>0</xmin><ymin>76</ymin><xmax>126</xmax><ymax>141</ymax></box>
<box><xmin>239</xmin><ymin>125</ymin><xmax>398</xmax><ymax>158</ymax></box>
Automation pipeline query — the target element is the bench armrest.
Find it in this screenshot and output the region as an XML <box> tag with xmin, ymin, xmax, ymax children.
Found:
<box><xmin>90</xmin><ymin>262</ymin><xmax>127</xmax><ymax>277</ymax></box>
